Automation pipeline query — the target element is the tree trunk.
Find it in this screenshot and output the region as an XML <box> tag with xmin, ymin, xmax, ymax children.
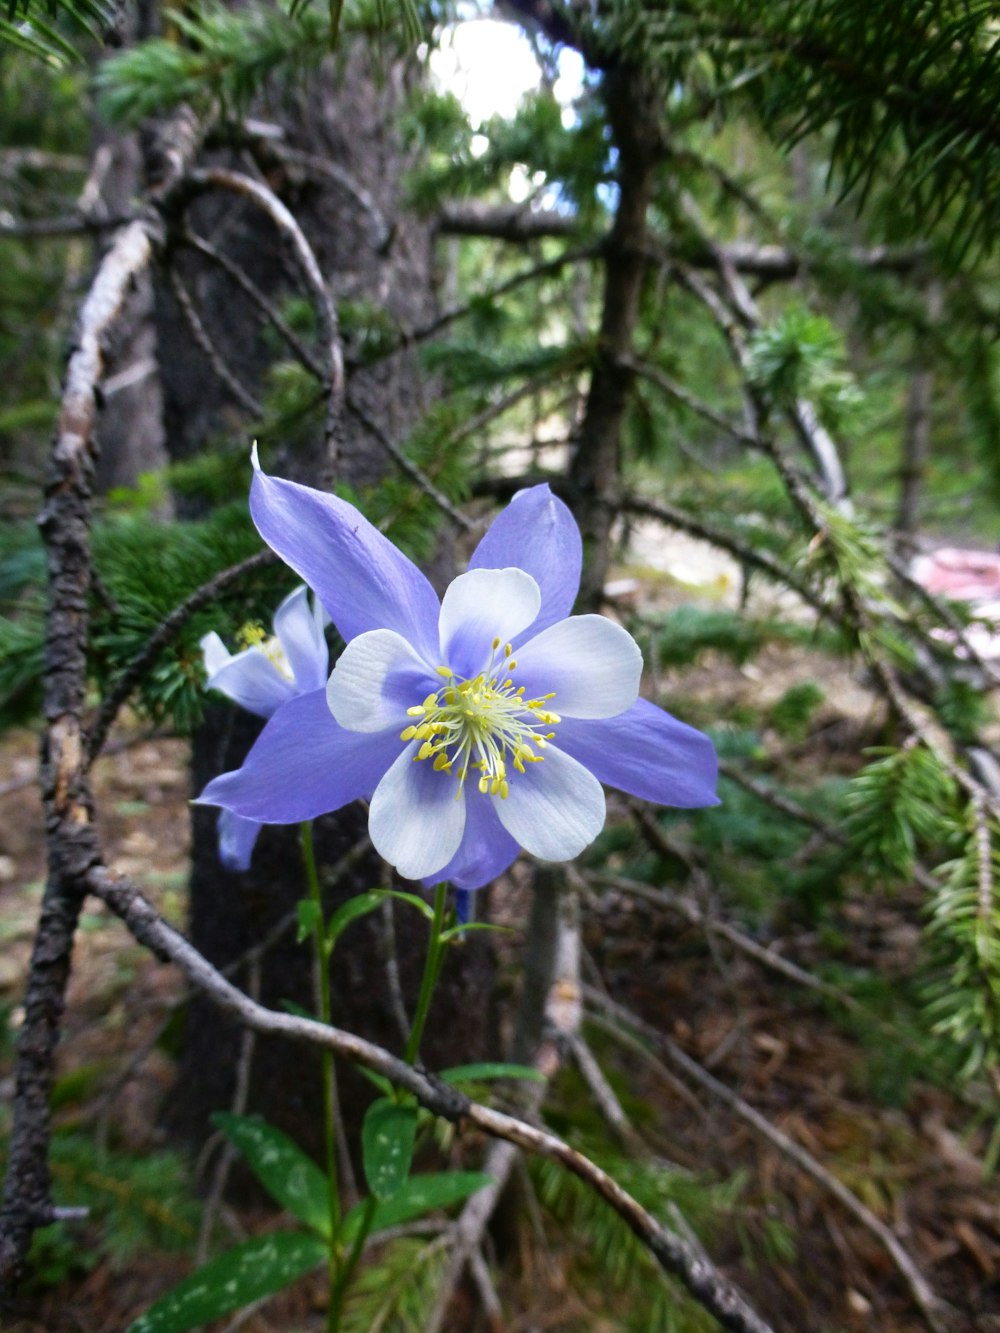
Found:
<box><xmin>569</xmin><ymin>66</ymin><xmax>662</xmax><ymax>610</ymax></box>
<box><xmin>136</xmin><ymin>46</ymin><xmax>495</xmax><ymax>1162</ymax></box>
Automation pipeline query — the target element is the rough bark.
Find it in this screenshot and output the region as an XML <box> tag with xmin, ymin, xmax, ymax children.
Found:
<box><xmin>569</xmin><ymin>66</ymin><xmax>663</xmax><ymax>610</ymax></box>
<box><xmin>149</xmin><ymin>48</ymin><xmax>496</xmax><ymax>1160</ymax></box>
<box><xmin>0</xmin><ymin>222</ymin><xmax>155</xmax><ymax>1298</ymax></box>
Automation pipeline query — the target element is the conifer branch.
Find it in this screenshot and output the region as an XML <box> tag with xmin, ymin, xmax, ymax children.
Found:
<box><xmin>84</xmin><ymin>548</ymin><xmax>277</xmax><ymax>766</ymax></box>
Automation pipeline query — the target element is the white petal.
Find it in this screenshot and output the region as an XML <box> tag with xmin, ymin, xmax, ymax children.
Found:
<box><xmin>369</xmin><ymin>744</ymin><xmax>467</xmax><ymax>880</ymax></box>
<box><xmin>513</xmin><ymin>615</ymin><xmax>641</xmax><ymax>718</ymax></box>
<box><xmin>438</xmin><ymin>567</ymin><xmax>541</xmax><ymax>676</ymax></box>
<box><xmin>204</xmin><ymin>646</ymin><xmax>295</xmax><ymax>718</ymax></box>
<box><xmin>327</xmin><ymin>629</ymin><xmax>432</xmax><ymax>733</ymax></box>
<box><xmin>274</xmin><ymin>585</ymin><xmax>328</xmax><ymax>693</ymax></box>
<box><xmin>200</xmin><ymin>631</ymin><xmax>232</xmax><ymax>678</ymax></box>
<box><xmin>493</xmin><ymin>744</ymin><xmax>605</xmax><ymax>861</ymax></box>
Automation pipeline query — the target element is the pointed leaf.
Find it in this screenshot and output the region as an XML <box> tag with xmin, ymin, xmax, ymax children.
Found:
<box><xmin>212</xmin><ymin>1113</ymin><xmax>330</xmax><ymax>1237</ymax></box>
<box><xmin>326</xmin><ymin>890</ymin><xmax>385</xmax><ymax>950</ymax></box>
<box><xmin>296</xmin><ymin>898</ymin><xmax>322</xmax><ymax>943</ymax></box>
<box><xmin>341</xmin><ymin>1171</ymin><xmax>492</xmax><ymax>1242</ymax></box>
<box><xmin>127</xmin><ymin>1231</ymin><xmax>326</xmax><ymax>1332</ymax></box>
<box><xmin>439</xmin><ymin>1062</ymin><xmax>544</xmax><ymax>1086</ymax></box>
<box><xmin>362</xmin><ymin>1099</ymin><xmax>417</xmax><ymax>1200</ymax></box>
<box><xmin>374</xmin><ymin>888</ymin><xmax>435</xmax><ymax>921</ymax></box>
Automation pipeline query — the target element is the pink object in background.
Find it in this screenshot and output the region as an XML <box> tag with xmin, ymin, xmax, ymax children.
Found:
<box><xmin>912</xmin><ymin>547</ymin><xmax>1000</xmax><ymax>660</ymax></box>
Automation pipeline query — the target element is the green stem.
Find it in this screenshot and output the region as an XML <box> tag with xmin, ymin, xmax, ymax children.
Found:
<box><xmin>403</xmin><ymin>882</ymin><xmax>449</xmax><ymax>1067</ymax></box>
<box><xmin>329</xmin><ymin>1194</ymin><xmax>378</xmax><ymax>1327</ymax></box>
<box><xmin>300</xmin><ymin>820</ymin><xmax>341</xmax><ymax>1333</ymax></box>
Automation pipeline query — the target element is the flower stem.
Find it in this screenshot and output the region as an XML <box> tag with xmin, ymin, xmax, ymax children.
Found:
<box><xmin>300</xmin><ymin>820</ymin><xmax>342</xmax><ymax>1332</ymax></box>
<box><xmin>328</xmin><ymin>1194</ymin><xmax>377</xmax><ymax>1327</ymax></box>
<box><xmin>403</xmin><ymin>882</ymin><xmax>449</xmax><ymax>1068</ymax></box>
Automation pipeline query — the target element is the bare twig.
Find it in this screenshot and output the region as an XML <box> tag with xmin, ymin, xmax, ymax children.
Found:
<box><xmin>621</xmin><ymin>494</ymin><xmax>830</xmax><ymax>618</ymax></box>
<box><xmin>87</xmin><ymin>866</ymin><xmax>774</xmax><ymax>1333</ymax></box>
<box><xmin>167</xmin><ymin>265</ymin><xmax>263</xmax><ymax>416</ymax></box>
<box><xmin>181</xmin><ymin>168</ymin><xmax>344</xmax><ymax>460</ymax></box>
<box><xmin>345</xmin><ymin>396</ymin><xmax>473</xmax><ymax>532</ymax></box>
<box><xmin>180</xmin><ymin>229</ymin><xmax>327</xmax><ymax>381</ymax></box>
<box><xmin>0</xmin><ymin>212</ymin><xmax>135</xmax><ymax>238</ymax></box>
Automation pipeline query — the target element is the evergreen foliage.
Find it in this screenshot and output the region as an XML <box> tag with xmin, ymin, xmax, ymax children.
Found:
<box><xmin>7</xmin><ymin>0</ymin><xmax>1000</xmax><ymax>1324</ymax></box>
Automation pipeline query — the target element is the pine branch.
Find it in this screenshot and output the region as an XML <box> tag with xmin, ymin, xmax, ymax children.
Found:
<box><xmin>84</xmin><ymin>548</ymin><xmax>276</xmax><ymax>766</ymax></box>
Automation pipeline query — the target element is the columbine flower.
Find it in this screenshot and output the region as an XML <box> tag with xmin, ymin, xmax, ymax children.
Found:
<box><xmin>200</xmin><ymin>584</ymin><xmax>328</xmax><ymax>870</ymax></box>
<box><xmin>198</xmin><ymin>454</ymin><xmax>718</xmax><ymax>892</ymax></box>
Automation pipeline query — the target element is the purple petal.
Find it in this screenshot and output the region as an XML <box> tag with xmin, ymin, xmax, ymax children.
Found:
<box><xmin>454</xmin><ymin>889</ymin><xmax>474</xmax><ymax>924</ymax></box>
<box><xmin>205</xmin><ymin>648</ymin><xmax>297</xmax><ymax>719</ymax></box>
<box><xmin>469</xmin><ymin>484</ymin><xmax>581</xmax><ymax>636</ymax></box>
<box><xmin>555</xmin><ymin>698</ymin><xmax>719</xmax><ymax>808</ymax></box>
<box><xmin>250</xmin><ymin>464</ymin><xmax>440</xmax><ymax>660</ymax></box>
<box><xmin>274</xmin><ymin>585</ymin><xmax>329</xmax><ymax>693</ymax></box>
<box><xmin>197</xmin><ymin>688</ymin><xmax>402</xmax><ymax>823</ymax></box>
<box><xmin>217</xmin><ymin>810</ymin><xmax>263</xmax><ymax>871</ymax></box>
<box><xmin>423</xmin><ymin>790</ymin><xmax>520</xmax><ymax>891</ymax></box>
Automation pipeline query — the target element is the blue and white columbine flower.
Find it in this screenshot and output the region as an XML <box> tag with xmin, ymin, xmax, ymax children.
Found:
<box><xmin>200</xmin><ymin>584</ymin><xmax>328</xmax><ymax>870</ymax></box>
<box><xmin>198</xmin><ymin>455</ymin><xmax>718</xmax><ymax>892</ymax></box>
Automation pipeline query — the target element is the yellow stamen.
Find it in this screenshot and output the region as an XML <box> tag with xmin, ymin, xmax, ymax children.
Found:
<box><xmin>403</xmin><ymin>629</ymin><xmax>561</xmax><ymax>800</ymax></box>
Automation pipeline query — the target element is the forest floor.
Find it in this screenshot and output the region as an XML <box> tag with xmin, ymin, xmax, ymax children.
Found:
<box><xmin>2</xmin><ymin>546</ymin><xmax>1000</xmax><ymax>1332</ymax></box>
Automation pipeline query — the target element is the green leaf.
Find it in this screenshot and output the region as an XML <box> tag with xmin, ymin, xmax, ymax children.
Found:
<box><xmin>326</xmin><ymin>890</ymin><xmax>385</xmax><ymax>950</ymax></box>
<box><xmin>212</xmin><ymin>1113</ymin><xmax>330</xmax><ymax>1237</ymax></box>
<box><xmin>127</xmin><ymin>1231</ymin><xmax>326</xmax><ymax>1332</ymax></box>
<box><xmin>439</xmin><ymin>921</ymin><xmax>513</xmax><ymax>943</ymax></box>
<box><xmin>375</xmin><ymin>889</ymin><xmax>435</xmax><ymax>921</ymax></box>
<box><xmin>356</xmin><ymin>1065</ymin><xmax>395</xmax><ymax>1097</ymax></box>
<box><xmin>439</xmin><ymin>1062</ymin><xmax>545</xmax><ymax>1086</ymax></box>
<box><xmin>362</xmin><ymin>1099</ymin><xmax>417</xmax><ymax>1200</ymax></box>
<box><xmin>342</xmin><ymin>1171</ymin><xmax>492</xmax><ymax>1242</ymax></box>
<box><xmin>296</xmin><ymin>898</ymin><xmax>322</xmax><ymax>943</ymax></box>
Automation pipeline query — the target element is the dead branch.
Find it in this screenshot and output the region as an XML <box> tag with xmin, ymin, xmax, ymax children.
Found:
<box><xmin>0</xmin><ymin>219</ymin><xmax>156</xmax><ymax>1297</ymax></box>
<box><xmin>167</xmin><ymin>265</ymin><xmax>263</xmax><ymax>416</ymax></box>
<box><xmin>180</xmin><ymin>229</ymin><xmax>327</xmax><ymax>381</ymax></box>
<box><xmin>178</xmin><ymin>167</ymin><xmax>344</xmax><ymax>462</ymax></box>
<box><xmin>87</xmin><ymin>865</ymin><xmax>775</xmax><ymax>1333</ymax></box>
<box><xmin>437</xmin><ymin>200</ymin><xmax>581</xmax><ymax>241</ymax></box>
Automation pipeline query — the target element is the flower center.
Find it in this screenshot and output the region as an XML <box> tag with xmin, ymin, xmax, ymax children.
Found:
<box><xmin>238</xmin><ymin>622</ymin><xmax>294</xmax><ymax>681</ymax></box>
<box><xmin>399</xmin><ymin>638</ymin><xmax>560</xmax><ymax>799</ymax></box>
